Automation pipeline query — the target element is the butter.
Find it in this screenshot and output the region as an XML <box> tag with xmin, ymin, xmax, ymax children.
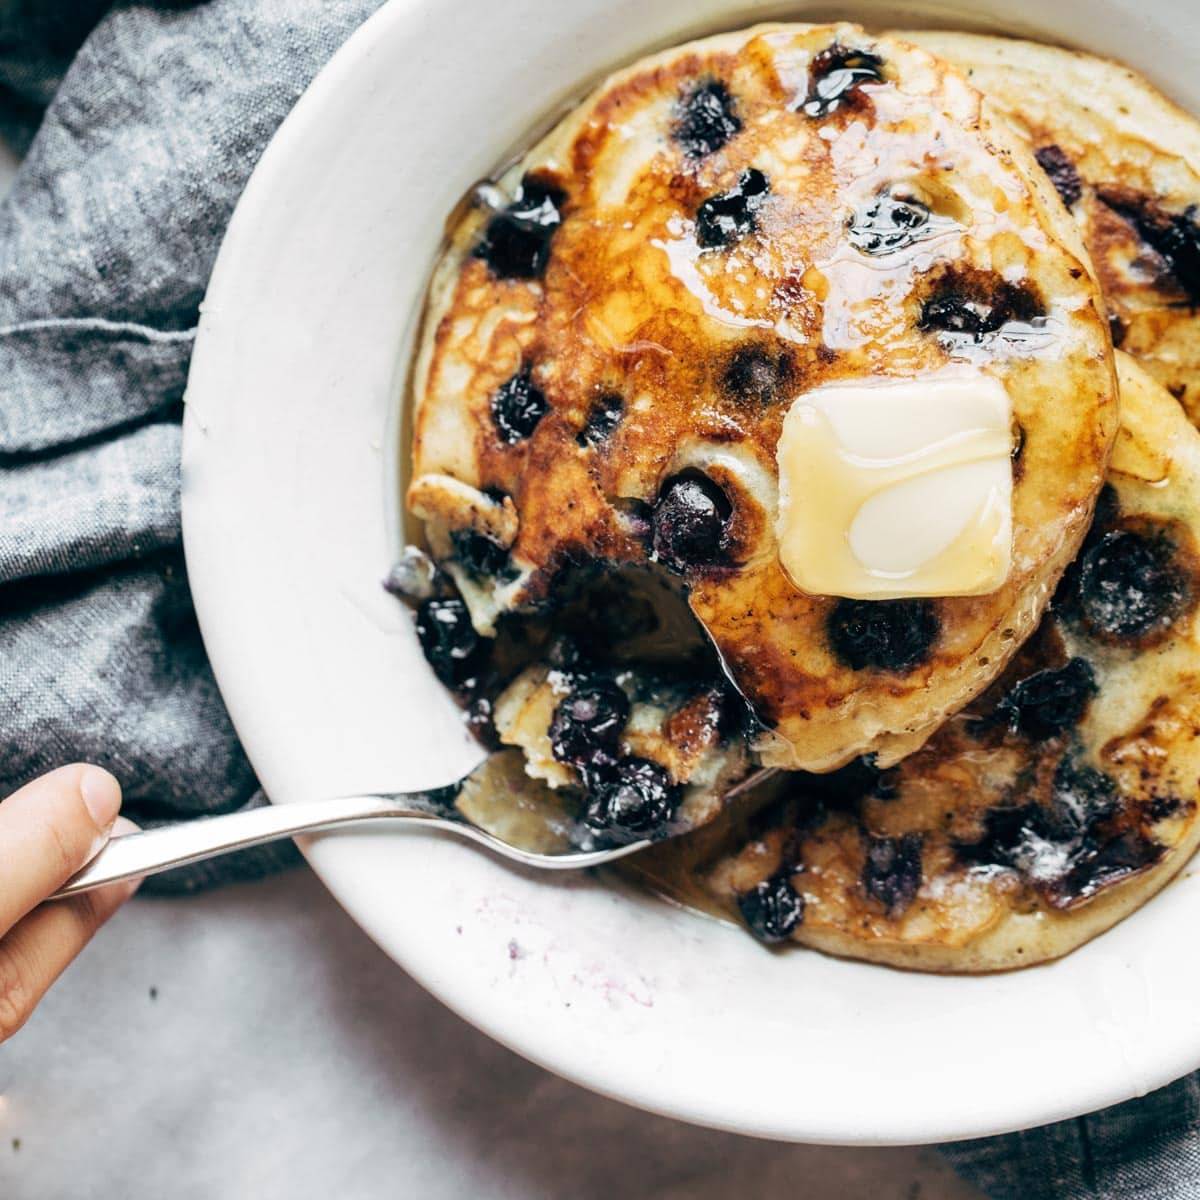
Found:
<box><xmin>776</xmin><ymin>372</ymin><xmax>1013</xmax><ymax>599</ymax></box>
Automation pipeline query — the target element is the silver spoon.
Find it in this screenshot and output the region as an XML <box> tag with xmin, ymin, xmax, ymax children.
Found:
<box><xmin>50</xmin><ymin>759</ymin><xmax>770</xmax><ymax>899</ymax></box>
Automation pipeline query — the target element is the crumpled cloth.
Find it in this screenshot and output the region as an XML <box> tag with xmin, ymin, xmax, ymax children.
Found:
<box><xmin>943</xmin><ymin>1079</ymin><xmax>1200</xmax><ymax>1199</ymax></box>
<box><xmin>2</xmin><ymin>2</ymin><xmax>1197</xmax><ymax>1194</ymax></box>
<box><xmin>0</xmin><ymin>0</ymin><xmax>383</xmax><ymax>890</ymax></box>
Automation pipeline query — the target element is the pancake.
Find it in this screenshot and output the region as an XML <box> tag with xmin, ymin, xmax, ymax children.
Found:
<box><xmin>905</xmin><ymin>31</ymin><xmax>1200</xmax><ymax>425</ymax></box>
<box><xmin>493</xmin><ymin>659</ymin><xmax>753</xmax><ymax>844</ymax></box>
<box><xmin>707</xmin><ymin>353</ymin><xmax>1200</xmax><ymax>970</ymax></box>
<box><xmin>396</xmin><ymin>554</ymin><xmax>758</xmax><ymax>847</ymax></box>
<box><xmin>409</xmin><ymin>22</ymin><xmax>1118</xmax><ymax>776</ymax></box>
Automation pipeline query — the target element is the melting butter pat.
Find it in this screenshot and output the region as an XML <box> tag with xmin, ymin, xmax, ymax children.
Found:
<box><xmin>776</xmin><ymin>372</ymin><xmax>1013</xmax><ymax>599</ymax></box>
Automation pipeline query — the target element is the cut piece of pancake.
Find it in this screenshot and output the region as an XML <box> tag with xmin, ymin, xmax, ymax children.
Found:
<box><xmin>493</xmin><ymin>659</ymin><xmax>752</xmax><ymax>844</ymax></box>
<box><xmin>707</xmin><ymin>353</ymin><xmax>1200</xmax><ymax>970</ymax></box>
<box><xmin>402</xmin><ymin>560</ymin><xmax>758</xmax><ymax>847</ymax></box>
<box><xmin>905</xmin><ymin>30</ymin><xmax>1200</xmax><ymax>425</ymax></box>
<box><xmin>410</xmin><ymin>21</ymin><xmax>1118</xmax><ymax>774</ymax></box>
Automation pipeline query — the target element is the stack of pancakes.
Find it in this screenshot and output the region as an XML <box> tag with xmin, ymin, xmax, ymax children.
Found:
<box><xmin>407</xmin><ymin>23</ymin><xmax>1200</xmax><ymax>970</ymax></box>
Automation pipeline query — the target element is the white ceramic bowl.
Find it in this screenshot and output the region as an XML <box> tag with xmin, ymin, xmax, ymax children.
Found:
<box><xmin>182</xmin><ymin>0</ymin><xmax>1200</xmax><ymax>1144</ymax></box>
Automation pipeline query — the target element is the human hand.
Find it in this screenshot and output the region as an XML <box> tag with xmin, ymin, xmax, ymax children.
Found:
<box><xmin>0</xmin><ymin>765</ymin><xmax>139</xmax><ymax>1042</ymax></box>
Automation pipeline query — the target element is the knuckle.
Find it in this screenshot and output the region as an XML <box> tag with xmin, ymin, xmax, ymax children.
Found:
<box><xmin>0</xmin><ymin>950</ymin><xmax>32</xmax><ymax>1043</ymax></box>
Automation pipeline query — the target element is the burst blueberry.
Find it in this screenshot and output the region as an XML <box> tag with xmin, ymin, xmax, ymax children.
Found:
<box><xmin>695</xmin><ymin>168</ymin><xmax>769</xmax><ymax>250</ymax></box>
<box><xmin>801</xmin><ymin>44</ymin><xmax>884</xmax><ymax>118</ymax></box>
<box><xmin>450</xmin><ymin>528</ymin><xmax>512</xmax><ymax>580</ymax></box>
<box><xmin>996</xmin><ymin>657</ymin><xmax>1097</xmax><ymax>740</ymax></box>
<box><xmin>919</xmin><ymin>274</ymin><xmax>1043</xmax><ymax>340</ymax></box>
<box><xmin>1049</xmin><ymin>831</ymin><xmax>1163</xmax><ymax>907</ymax></box>
<box><xmin>474</xmin><ymin>175</ymin><xmax>565</xmax><ymax>279</ymax></box>
<box><xmin>862</xmin><ymin>833</ymin><xmax>923</xmax><ymax>917</ymax></box>
<box><xmin>578</xmin><ymin>392</ymin><xmax>623</xmax><ymax>447</ymax></box>
<box><xmin>1049</xmin><ymin>755</ymin><xmax>1118</xmax><ymax>836</ymax></box>
<box><xmin>1101</xmin><ymin>191</ymin><xmax>1200</xmax><ymax>304</ymax></box>
<box><xmin>1034</xmin><ymin>144</ymin><xmax>1083</xmax><ymax>208</ymax></box>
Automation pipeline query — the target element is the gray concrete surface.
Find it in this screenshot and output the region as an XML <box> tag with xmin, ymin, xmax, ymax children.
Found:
<box><xmin>0</xmin><ymin>868</ymin><xmax>983</xmax><ymax>1200</ymax></box>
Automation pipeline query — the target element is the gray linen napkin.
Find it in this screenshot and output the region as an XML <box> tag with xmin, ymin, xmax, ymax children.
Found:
<box><xmin>942</xmin><ymin>1079</ymin><xmax>1200</xmax><ymax>1198</ymax></box>
<box><xmin>2</xmin><ymin>2</ymin><xmax>1196</xmax><ymax>1194</ymax></box>
<box><xmin>0</xmin><ymin>0</ymin><xmax>383</xmax><ymax>890</ymax></box>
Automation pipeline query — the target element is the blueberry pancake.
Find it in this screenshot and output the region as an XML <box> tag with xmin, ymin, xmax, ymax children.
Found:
<box><xmin>409</xmin><ymin>22</ymin><xmax>1118</xmax><ymax>778</ymax></box>
<box><xmin>708</xmin><ymin>353</ymin><xmax>1200</xmax><ymax>970</ymax></box>
<box><xmin>907</xmin><ymin>31</ymin><xmax>1200</xmax><ymax>425</ymax></box>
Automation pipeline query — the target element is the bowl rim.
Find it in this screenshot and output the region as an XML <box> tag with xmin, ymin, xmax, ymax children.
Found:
<box><xmin>182</xmin><ymin>0</ymin><xmax>1200</xmax><ymax>1145</ymax></box>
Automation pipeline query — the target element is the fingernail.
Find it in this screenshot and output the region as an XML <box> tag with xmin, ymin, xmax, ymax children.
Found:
<box><xmin>80</xmin><ymin>767</ymin><xmax>122</xmax><ymax>833</ymax></box>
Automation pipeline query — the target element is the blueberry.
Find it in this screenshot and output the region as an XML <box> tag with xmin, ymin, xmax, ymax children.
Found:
<box><xmin>827</xmin><ymin>599</ymin><xmax>939</xmax><ymax>672</ymax></box>
<box><xmin>1141</xmin><ymin>206</ymin><xmax>1200</xmax><ymax>303</ymax></box>
<box><xmin>848</xmin><ymin>191</ymin><xmax>932</xmax><ymax>255</ymax></box>
<box><xmin>1075</xmin><ymin>527</ymin><xmax>1189</xmax><ymax>641</ymax></box>
<box><xmin>672</xmin><ymin>80</ymin><xmax>741</xmax><ymax>159</ymax></box>
<box><xmin>1101</xmin><ymin>191</ymin><xmax>1200</xmax><ymax>304</ymax></box>
<box><xmin>919</xmin><ymin>293</ymin><xmax>993</xmax><ymax>335</ymax></box>
<box><xmin>1052</xmin><ymin>487</ymin><xmax>1121</xmax><ymax>613</ymax></box>
<box><xmin>919</xmin><ymin>274</ymin><xmax>1043</xmax><ymax>340</ymax></box>
<box><xmin>549</xmin><ymin>679</ymin><xmax>630</xmax><ymax>770</ymax></box>
<box><xmin>722</xmin><ymin>346</ymin><xmax>793</xmax><ymax>405</ymax></box>
<box><xmin>651</xmin><ymin>472</ymin><xmax>732</xmax><ymax>571</ymax></box>
<box><xmin>578</xmin><ymin>392</ymin><xmax>623</xmax><ymax>447</ymax></box>
<box><xmin>862</xmin><ymin>833</ymin><xmax>923</xmax><ymax>917</ymax></box>
<box><xmin>695</xmin><ymin>168</ymin><xmax>769</xmax><ymax>250</ymax></box>
<box><xmin>584</xmin><ymin>757</ymin><xmax>679</xmax><ymax>843</ymax></box>
<box><xmin>956</xmin><ymin>803</ymin><xmax>1055</xmax><ymax>875</ymax></box>
<box><xmin>1034</xmin><ymin>144</ymin><xmax>1083</xmax><ymax>209</ymax></box>
<box><xmin>1049</xmin><ymin>755</ymin><xmax>1118</xmax><ymax>836</ymax></box>
<box><xmin>491</xmin><ymin>363</ymin><xmax>549</xmax><ymax>444</ymax></box>
<box><xmin>382</xmin><ymin>546</ymin><xmax>438</xmax><ymax>602</ymax></box>
<box><xmin>801</xmin><ymin>44</ymin><xmax>884</xmax><ymax>118</ymax></box>
<box><xmin>450</xmin><ymin>528</ymin><xmax>512</xmax><ymax>580</ymax></box>
<box><xmin>1049</xmin><ymin>831</ymin><xmax>1163</xmax><ymax>907</ymax></box>
<box><xmin>956</xmin><ymin>756</ymin><xmax>1123</xmax><ymax>895</ymax></box>
<box><xmin>414</xmin><ymin>597</ymin><xmax>483</xmax><ymax>688</ymax></box>
<box><xmin>737</xmin><ymin>872</ymin><xmax>805</xmax><ymax>943</ymax></box>
<box><xmin>474</xmin><ymin>175</ymin><xmax>565</xmax><ymax>279</ymax></box>
<box><xmin>996</xmin><ymin>657</ymin><xmax>1097</xmax><ymax>740</ymax></box>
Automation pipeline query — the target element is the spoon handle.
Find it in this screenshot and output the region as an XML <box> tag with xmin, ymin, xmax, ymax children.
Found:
<box><xmin>49</xmin><ymin>793</ymin><xmax>423</xmax><ymax>899</ymax></box>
